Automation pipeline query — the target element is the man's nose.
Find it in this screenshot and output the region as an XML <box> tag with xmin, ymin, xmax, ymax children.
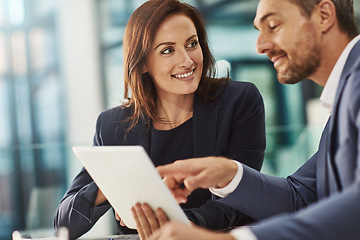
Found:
<box><xmin>256</xmin><ymin>32</ymin><xmax>273</xmax><ymax>54</ymax></box>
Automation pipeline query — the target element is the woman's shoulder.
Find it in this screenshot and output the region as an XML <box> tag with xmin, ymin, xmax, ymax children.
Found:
<box><xmin>225</xmin><ymin>79</ymin><xmax>257</xmax><ymax>92</ymax></box>
<box><xmin>219</xmin><ymin>79</ymin><xmax>261</xmax><ymax>101</ymax></box>
<box><xmin>214</xmin><ymin>80</ymin><xmax>264</xmax><ymax>119</ymax></box>
<box><xmin>97</xmin><ymin>104</ymin><xmax>133</xmax><ymax>123</ymax></box>
<box><xmin>94</xmin><ymin>104</ymin><xmax>135</xmax><ymax>145</ymax></box>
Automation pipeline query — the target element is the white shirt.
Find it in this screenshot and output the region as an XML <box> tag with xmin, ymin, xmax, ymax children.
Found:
<box><xmin>320</xmin><ymin>35</ymin><xmax>360</xmax><ymax>113</ymax></box>
<box><xmin>210</xmin><ymin>35</ymin><xmax>360</xmax><ymax>240</ymax></box>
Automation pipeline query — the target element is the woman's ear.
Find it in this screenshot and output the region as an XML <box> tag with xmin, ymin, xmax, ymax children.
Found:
<box><xmin>142</xmin><ymin>65</ymin><xmax>148</xmax><ymax>74</ymax></box>
<box><xmin>316</xmin><ymin>0</ymin><xmax>336</xmax><ymax>33</ymax></box>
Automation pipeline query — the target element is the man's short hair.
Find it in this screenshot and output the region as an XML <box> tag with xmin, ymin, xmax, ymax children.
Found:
<box><xmin>289</xmin><ymin>0</ymin><xmax>359</xmax><ymax>38</ymax></box>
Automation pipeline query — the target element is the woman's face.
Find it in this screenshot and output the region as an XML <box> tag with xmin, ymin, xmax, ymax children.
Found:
<box><xmin>144</xmin><ymin>14</ymin><xmax>203</xmax><ymax>101</ymax></box>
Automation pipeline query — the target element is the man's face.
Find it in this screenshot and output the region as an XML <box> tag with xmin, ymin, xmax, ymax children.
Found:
<box><xmin>254</xmin><ymin>0</ymin><xmax>321</xmax><ymax>84</ymax></box>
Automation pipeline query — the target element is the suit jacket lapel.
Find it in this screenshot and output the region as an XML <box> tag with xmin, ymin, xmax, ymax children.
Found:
<box><xmin>123</xmin><ymin>117</ymin><xmax>151</xmax><ymax>153</ymax></box>
<box><xmin>325</xmin><ymin>40</ymin><xmax>360</xmax><ymax>193</ymax></box>
<box><xmin>325</xmin><ymin>77</ymin><xmax>346</xmax><ymax>193</ymax></box>
<box><xmin>193</xmin><ymin>94</ymin><xmax>219</xmax><ymax>157</ymax></box>
<box><xmin>328</xmin><ymin>40</ymin><xmax>360</xmax><ymax>136</ymax></box>
<box><xmin>316</xmin><ymin>120</ymin><xmax>331</xmax><ymax>199</ymax></box>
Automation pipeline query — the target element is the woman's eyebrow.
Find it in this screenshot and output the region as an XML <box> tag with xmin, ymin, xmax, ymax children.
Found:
<box><xmin>154</xmin><ymin>34</ymin><xmax>198</xmax><ymax>50</ymax></box>
<box><xmin>154</xmin><ymin>41</ymin><xmax>175</xmax><ymax>50</ymax></box>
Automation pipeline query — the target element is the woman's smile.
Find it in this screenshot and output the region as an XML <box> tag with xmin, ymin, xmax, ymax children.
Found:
<box><xmin>172</xmin><ymin>68</ymin><xmax>196</xmax><ymax>80</ymax></box>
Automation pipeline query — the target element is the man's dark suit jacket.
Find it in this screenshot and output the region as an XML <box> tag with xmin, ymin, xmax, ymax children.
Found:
<box><xmin>54</xmin><ymin>80</ymin><xmax>266</xmax><ymax>239</ymax></box>
<box><xmin>220</xmin><ymin>40</ymin><xmax>360</xmax><ymax>240</ymax></box>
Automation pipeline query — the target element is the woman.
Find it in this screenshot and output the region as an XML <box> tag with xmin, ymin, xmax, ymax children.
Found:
<box><xmin>54</xmin><ymin>0</ymin><xmax>265</xmax><ymax>239</ymax></box>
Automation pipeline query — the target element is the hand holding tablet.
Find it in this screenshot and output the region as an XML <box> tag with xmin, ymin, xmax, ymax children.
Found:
<box><xmin>72</xmin><ymin>146</ymin><xmax>191</xmax><ymax>229</ymax></box>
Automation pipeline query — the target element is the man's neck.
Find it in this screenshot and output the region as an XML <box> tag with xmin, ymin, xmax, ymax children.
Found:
<box><xmin>310</xmin><ymin>33</ymin><xmax>353</xmax><ymax>87</ymax></box>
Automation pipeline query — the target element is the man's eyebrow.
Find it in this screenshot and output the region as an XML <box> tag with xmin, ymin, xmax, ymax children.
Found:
<box><xmin>154</xmin><ymin>34</ymin><xmax>198</xmax><ymax>50</ymax></box>
<box><xmin>254</xmin><ymin>12</ymin><xmax>276</xmax><ymax>30</ymax></box>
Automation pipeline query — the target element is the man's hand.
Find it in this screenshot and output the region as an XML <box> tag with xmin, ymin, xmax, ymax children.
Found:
<box><xmin>162</xmin><ymin>176</ymin><xmax>191</xmax><ymax>204</ymax></box>
<box><xmin>131</xmin><ymin>203</ymin><xmax>169</xmax><ymax>240</ymax></box>
<box><xmin>148</xmin><ymin>221</ymin><xmax>236</xmax><ymax>240</ymax></box>
<box><xmin>157</xmin><ymin>157</ymin><xmax>238</xmax><ymax>203</ymax></box>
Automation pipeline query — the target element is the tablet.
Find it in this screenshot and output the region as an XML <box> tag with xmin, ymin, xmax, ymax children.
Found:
<box><xmin>72</xmin><ymin>146</ymin><xmax>190</xmax><ymax>229</ymax></box>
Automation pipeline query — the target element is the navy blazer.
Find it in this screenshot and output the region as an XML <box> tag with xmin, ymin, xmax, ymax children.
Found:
<box><xmin>220</xmin><ymin>40</ymin><xmax>360</xmax><ymax>239</ymax></box>
<box><xmin>54</xmin><ymin>80</ymin><xmax>266</xmax><ymax>239</ymax></box>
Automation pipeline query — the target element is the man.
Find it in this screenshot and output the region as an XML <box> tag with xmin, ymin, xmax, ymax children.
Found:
<box><xmin>133</xmin><ymin>0</ymin><xmax>360</xmax><ymax>239</ymax></box>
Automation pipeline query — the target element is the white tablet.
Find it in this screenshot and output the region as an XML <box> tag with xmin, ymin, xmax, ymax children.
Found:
<box><xmin>72</xmin><ymin>146</ymin><xmax>190</xmax><ymax>229</ymax></box>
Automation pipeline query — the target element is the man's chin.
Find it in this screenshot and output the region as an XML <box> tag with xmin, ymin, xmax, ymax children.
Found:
<box><xmin>277</xmin><ymin>72</ymin><xmax>304</xmax><ymax>85</ymax></box>
<box><xmin>276</xmin><ymin>72</ymin><xmax>290</xmax><ymax>85</ymax></box>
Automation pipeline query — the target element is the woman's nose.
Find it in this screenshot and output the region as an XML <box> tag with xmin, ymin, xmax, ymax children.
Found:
<box><xmin>177</xmin><ymin>50</ymin><xmax>193</xmax><ymax>68</ymax></box>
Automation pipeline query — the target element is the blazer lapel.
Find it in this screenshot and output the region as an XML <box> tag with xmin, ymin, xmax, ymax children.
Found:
<box><xmin>325</xmin><ymin>40</ymin><xmax>360</xmax><ymax>193</ymax></box>
<box><xmin>316</xmin><ymin>120</ymin><xmax>331</xmax><ymax>199</ymax></box>
<box><xmin>193</xmin><ymin>94</ymin><xmax>219</xmax><ymax>157</ymax></box>
<box><xmin>325</xmin><ymin>75</ymin><xmax>347</xmax><ymax>193</ymax></box>
<box><xmin>123</xmin><ymin>117</ymin><xmax>151</xmax><ymax>153</ymax></box>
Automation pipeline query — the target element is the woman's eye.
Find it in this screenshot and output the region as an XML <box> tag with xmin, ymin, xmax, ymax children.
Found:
<box><xmin>161</xmin><ymin>48</ymin><xmax>174</xmax><ymax>54</ymax></box>
<box><xmin>187</xmin><ymin>40</ymin><xmax>198</xmax><ymax>48</ymax></box>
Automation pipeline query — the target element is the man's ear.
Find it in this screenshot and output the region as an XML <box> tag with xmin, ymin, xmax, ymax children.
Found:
<box><xmin>316</xmin><ymin>0</ymin><xmax>337</xmax><ymax>33</ymax></box>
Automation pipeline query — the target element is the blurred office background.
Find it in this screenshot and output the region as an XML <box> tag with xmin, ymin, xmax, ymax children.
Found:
<box><xmin>0</xmin><ymin>0</ymin><xmax>359</xmax><ymax>239</ymax></box>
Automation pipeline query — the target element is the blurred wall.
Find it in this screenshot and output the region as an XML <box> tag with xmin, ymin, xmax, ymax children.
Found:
<box><xmin>58</xmin><ymin>0</ymin><xmax>114</xmax><ymax>237</ymax></box>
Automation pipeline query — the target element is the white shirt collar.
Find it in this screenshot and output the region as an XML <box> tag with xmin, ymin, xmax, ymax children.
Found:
<box><xmin>320</xmin><ymin>35</ymin><xmax>360</xmax><ymax>114</ymax></box>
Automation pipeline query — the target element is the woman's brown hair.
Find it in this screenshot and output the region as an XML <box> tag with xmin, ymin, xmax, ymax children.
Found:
<box><xmin>123</xmin><ymin>0</ymin><xmax>228</xmax><ymax>130</ymax></box>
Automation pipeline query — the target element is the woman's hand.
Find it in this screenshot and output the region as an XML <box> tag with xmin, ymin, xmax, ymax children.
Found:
<box><xmin>131</xmin><ymin>203</ymin><xmax>169</xmax><ymax>240</ymax></box>
<box><xmin>115</xmin><ymin>211</ymin><xmax>127</xmax><ymax>226</ymax></box>
<box><xmin>95</xmin><ymin>189</ymin><xmax>128</xmax><ymax>227</ymax></box>
<box><xmin>94</xmin><ymin>188</ymin><xmax>107</xmax><ymax>206</ymax></box>
<box><xmin>148</xmin><ymin>221</ymin><xmax>235</xmax><ymax>240</ymax></box>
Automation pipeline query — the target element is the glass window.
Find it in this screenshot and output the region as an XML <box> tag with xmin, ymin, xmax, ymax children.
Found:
<box><xmin>0</xmin><ymin>0</ymin><xmax>65</xmax><ymax>238</ymax></box>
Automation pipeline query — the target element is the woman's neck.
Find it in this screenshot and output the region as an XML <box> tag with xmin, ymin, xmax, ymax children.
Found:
<box><xmin>153</xmin><ymin>93</ymin><xmax>194</xmax><ymax>130</ymax></box>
